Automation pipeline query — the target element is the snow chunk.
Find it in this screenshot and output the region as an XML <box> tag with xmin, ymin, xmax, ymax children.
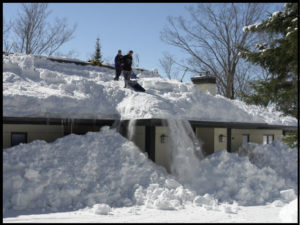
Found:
<box><xmin>280</xmin><ymin>189</ymin><xmax>297</xmax><ymax>203</ymax></box>
<box><xmin>193</xmin><ymin>194</ymin><xmax>218</xmax><ymax>207</ymax></box>
<box><xmin>92</xmin><ymin>204</ymin><xmax>111</xmax><ymax>215</ymax></box>
<box><xmin>279</xmin><ymin>198</ymin><xmax>298</xmax><ymax>223</ymax></box>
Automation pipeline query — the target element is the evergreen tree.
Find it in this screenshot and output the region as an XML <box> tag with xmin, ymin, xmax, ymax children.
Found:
<box><xmin>93</xmin><ymin>37</ymin><xmax>103</xmax><ymax>63</ymax></box>
<box><xmin>239</xmin><ymin>3</ymin><xmax>298</xmax><ymax>118</ymax></box>
<box><xmin>239</xmin><ymin>3</ymin><xmax>298</xmax><ymax>147</ymax></box>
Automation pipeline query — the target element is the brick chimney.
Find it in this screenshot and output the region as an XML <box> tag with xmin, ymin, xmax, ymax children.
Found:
<box><xmin>191</xmin><ymin>73</ymin><xmax>216</xmax><ymax>95</ymax></box>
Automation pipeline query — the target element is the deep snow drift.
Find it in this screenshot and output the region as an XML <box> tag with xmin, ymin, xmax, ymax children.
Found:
<box><xmin>3</xmin><ymin>127</ymin><xmax>207</xmax><ymax>214</ymax></box>
<box><xmin>3</xmin><ymin>127</ymin><xmax>298</xmax><ymax>217</ymax></box>
<box><xmin>3</xmin><ymin>53</ymin><xmax>297</xmax><ymax>125</ymax></box>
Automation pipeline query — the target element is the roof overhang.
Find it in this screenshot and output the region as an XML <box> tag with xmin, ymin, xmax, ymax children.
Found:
<box><xmin>191</xmin><ymin>76</ymin><xmax>216</xmax><ymax>84</ymax></box>
<box><xmin>3</xmin><ymin>117</ymin><xmax>297</xmax><ymax>132</ymax></box>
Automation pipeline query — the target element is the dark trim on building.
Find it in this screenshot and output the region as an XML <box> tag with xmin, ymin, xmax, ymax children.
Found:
<box><xmin>145</xmin><ymin>126</ymin><xmax>155</xmax><ymax>162</ymax></box>
<box><xmin>47</xmin><ymin>56</ymin><xmax>146</xmax><ymax>72</ymax></box>
<box><xmin>47</xmin><ymin>57</ymin><xmax>92</xmax><ymax>66</ymax></box>
<box><xmin>3</xmin><ymin>117</ymin><xmax>116</xmax><ymax>126</ymax></box>
<box><xmin>3</xmin><ymin>117</ymin><xmax>297</xmax><ymax>132</ymax></box>
<box><xmin>227</xmin><ymin>128</ymin><xmax>232</xmax><ymax>152</ymax></box>
<box><xmin>191</xmin><ymin>76</ymin><xmax>216</xmax><ymax>84</ymax></box>
<box><xmin>134</xmin><ymin>119</ymin><xmax>297</xmax><ymax>132</ymax></box>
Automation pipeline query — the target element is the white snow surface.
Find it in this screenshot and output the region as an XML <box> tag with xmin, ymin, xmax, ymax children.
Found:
<box><xmin>3</xmin><ymin>53</ymin><xmax>297</xmax><ymax>125</ymax></box>
<box><xmin>279</xmin><ymin>198</ymin><xmax>298</xmax><ymax>222</ymax></box>
<box><xmin>3</xmin><ymin>127</ymin><xmax>298</xmax><ymax>219</ymax></box>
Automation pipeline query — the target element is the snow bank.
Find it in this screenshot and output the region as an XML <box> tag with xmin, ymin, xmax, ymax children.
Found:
<box><xmin>175</xmin><ymin>149</ymin><xmax>295</xmax><ymax>206</ymax></box>
<box><xmin>3</xmin><ymin>127</ymin><xmax>203</xmax><ymax>214</ymax></box>
<box><xmin>237</xmin><ymin>139</ymin><xmax>298</xmax><ymax>191</ymax></box>
<box><xmin>279</xmin><ymin>198</ymin><xmax>298</xmax><ymax>223</ymax></box>
<box><xmin>169</xmin><ymin>137</ymin><xmax>298</xmax><ymax>206</ymax></box>
<box><xmin>3</xmin><ymin>53</ymin><xmax>297</xmax><ymax>125</ymax></box>
<box><xmin>3</xmin><ymin>126</ymin><xmax>297</xmax><ymax>216</ymax></box>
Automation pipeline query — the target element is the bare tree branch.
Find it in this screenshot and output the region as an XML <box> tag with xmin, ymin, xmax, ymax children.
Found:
<box><xmin>159</xmin><ymin>52</ymin><xmax>178</xmax><ymax>79</ymax></box>
<box><xmin>3</xmin><ymin>18</ymin><xmax>14</xmax><ymax>52</ymax></box>
<box><xmin>161</xmin><ymin>3</ymin><xmax>267</xmax><ymax>99</ymax></box>
<box><xmin>12</xmin><ymin>3</ymin><xmax>77</xmax><ymax>56</ymax></box>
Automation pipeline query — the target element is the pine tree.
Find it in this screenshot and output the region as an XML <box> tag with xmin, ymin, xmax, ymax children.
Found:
<box><xmin>93</xmin><ymin>37</ymin><xmax>103</xmax><ymax>64</ymax></box>
<box><xmin>239</xmin><ymin>3</ymin><xmax>298</xmax><ymax>147</ymax></box>
<box><xmin>239</xmin><ymin>3</ymin><xmax>298</xmax><ymax>117</ymax></box>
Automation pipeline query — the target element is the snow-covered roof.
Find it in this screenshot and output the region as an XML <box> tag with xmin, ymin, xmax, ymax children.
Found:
<box><xmin>3</xmin><ymin>53</ymin><xmax>297</xmax><ymax>126</ymax></box>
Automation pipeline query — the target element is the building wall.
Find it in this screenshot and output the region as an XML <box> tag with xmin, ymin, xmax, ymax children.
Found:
<box><xmin>3</xmin><ymin>124</ymin><xmax>64</xmax><ymax>148</ymax></box>
<box><xmin>132</xmin><ymin>126</ymin><xmax>146</xmax><ymax>152</ymax></box>
<box><xmin>214</xmin><ymin>128</ymin><xmax>227</xmax><ymax>152</ymax></box>
<box><xmin>194</xmin><ymin>83</ymin><xmax>216</xmax><ymax>95</ymax></box>
<box><xmin>231</xmin><ymin>129</ymin><xmax>283</xmax><ymax>152</ymax></box>
<box><xmin>155</xmin><ymin>126</ymin><xmax>171</xmax><ymax>172</ymax></box>
<box><xmin>195</xmin><ymin>127</ymin><xmax>214</xmax><ymax>156</ymax></box>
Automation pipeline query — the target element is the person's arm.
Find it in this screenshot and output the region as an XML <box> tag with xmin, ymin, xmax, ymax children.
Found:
<box><xmin>114</xmin><ymin>56</ymin><xmax>118</xmax><ymax>67</ymax></box>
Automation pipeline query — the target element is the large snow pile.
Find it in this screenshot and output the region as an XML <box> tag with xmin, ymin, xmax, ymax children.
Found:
<box><xmin>3</xmin><ymin>53</ymin><xmax>297</xmax><ymax>125</ymax></box>
<box><xmin>3</xmin><ymin>127</ymin><xmax>200</xmax><ymax>214</ymax></box>
<box><xmin>237</xmin><ymin>140</ymin><xmax>298</xmax><ymax>191</ymax></box>
<box><xmin>175</xmin><ymin>146</ymin><xmax>298</xmax><ymax>206</ymax></box>
<box><xmin>3</xmin><ymin>127</ymin><xmax>297</xmax><ymax>215</ymax></box>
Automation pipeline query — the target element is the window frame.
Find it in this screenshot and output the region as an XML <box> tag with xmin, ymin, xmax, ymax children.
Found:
<box><xmin>263</xmin><ymin>134</ymin><xmax>274</xmax><ymax>144</ymax></box>
<box><xmin>11</xmin><ymin>132</ymin><xmax>28</xmax><ymax>147</ymax></box>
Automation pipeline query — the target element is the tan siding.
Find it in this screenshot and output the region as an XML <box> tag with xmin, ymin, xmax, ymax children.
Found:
<box><xmin>231</xmin><ymin>129</ymin><xmax>283</xmax><ymax>152</ymax></box>
<box><xmin>155</xmin><ymin>126</ymin><xmax>170</xmax><ymax>172</ymax></box>
<box><xmin>214</xmin><ymin>128</ymin><xmax>227</xmax><ymax>152</ymax></box>
<box><xmin>3</xmin><ymin>124</ymin><xmax>64</xmax><ymax>148</ymax></box>
<box><xmin>132</xmin><ymin>126</ymin><xmax>146</xmax><ymax>152</ymax></box>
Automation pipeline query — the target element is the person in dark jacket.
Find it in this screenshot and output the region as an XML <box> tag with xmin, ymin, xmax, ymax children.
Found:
<box><xmin>122</xmin><ymin>50</ymin><xmax>133</xmax><ymax>88</ymax></box>
<box><xmin>114</xmin><ymin>50</ymin><xmax>123</xmax><ymax>81</ymax></box>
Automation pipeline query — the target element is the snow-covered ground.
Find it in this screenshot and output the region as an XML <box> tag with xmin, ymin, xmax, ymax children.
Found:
<box><xmin>3</xmin><ymin>53</ymin><xmax>298</xmax><ymax>222</ymax></box>
<box><xmin>3</xmin><ymin>53</ymin><xmax>297</xmax><ymax>125</ymax></box>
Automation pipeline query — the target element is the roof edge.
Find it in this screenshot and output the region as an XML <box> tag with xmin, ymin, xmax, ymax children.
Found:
<box><xmin>3</xmin><ymin>116</ymin><xmax>297</xmax><ymax>131</ymax></box>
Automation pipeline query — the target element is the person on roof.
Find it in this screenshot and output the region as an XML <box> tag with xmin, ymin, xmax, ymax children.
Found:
<box><xmin>122</xmin><ymin>50</ymin><xmax>133</xmax><ymax>88</ymax></box>
<box><xmin>114</xmin><ymin>50</ymin><xmax>123</xmax><ymax>81</ymax></box>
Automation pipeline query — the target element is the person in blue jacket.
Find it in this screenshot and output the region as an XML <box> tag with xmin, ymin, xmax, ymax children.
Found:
<box><xmin>114</xmin><ymin>50</ymin><xmax>123</xmax><ymax>81</ymax></box>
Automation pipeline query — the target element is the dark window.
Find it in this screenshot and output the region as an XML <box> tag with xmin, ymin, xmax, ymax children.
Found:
<box><xmin>11</xmin><ymin>132</ymin><xmax>27</xmax><ymax>147</ymax></box>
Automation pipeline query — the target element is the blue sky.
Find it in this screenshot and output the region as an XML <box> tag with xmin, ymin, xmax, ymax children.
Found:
<box><xmin>3</xmin><ymin>3</ymin><xmax>193</xmax><ymax>77</ymax></box>
<box><xmin>3</xmin><ymin>3</ymin><xmax>283</xmax><ymax>80</ymax></box>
